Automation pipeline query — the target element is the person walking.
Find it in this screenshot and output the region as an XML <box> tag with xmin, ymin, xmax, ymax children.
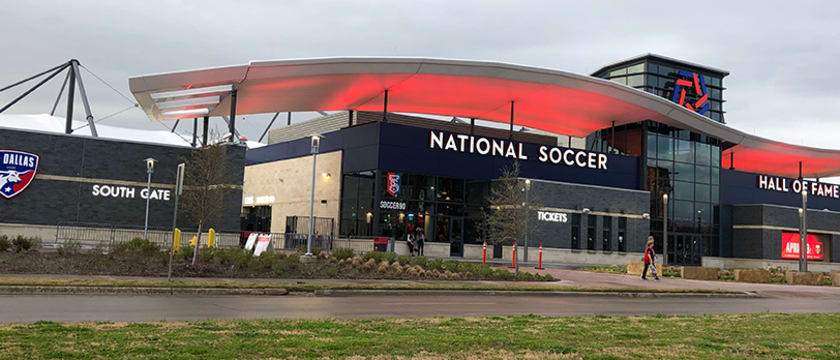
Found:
<box><xmin>417</xmin><ymin>229</ymin><xmax>425</xmax><ymax>256</ymax></box>
<box><xmin>641</xmin><ymin>236</ymin><xmax>660</xmax><ymax>280</ymax></box>
<box><xmin>406</xmin><ymin>232</ymin><xmax>415</xmax><ymax>256</ymax></box>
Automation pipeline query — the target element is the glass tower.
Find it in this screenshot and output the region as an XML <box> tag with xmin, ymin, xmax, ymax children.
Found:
<box><xmin>589</xmin><ymin>54</ymin><xmax>728</xmax><ymax>265</ymax></box>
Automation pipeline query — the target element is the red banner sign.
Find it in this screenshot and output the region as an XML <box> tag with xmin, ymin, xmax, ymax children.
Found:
<box><xmin>781</xmin><ymin>232</ymin><xmax>824</xmax><ymax>261</ymax></box>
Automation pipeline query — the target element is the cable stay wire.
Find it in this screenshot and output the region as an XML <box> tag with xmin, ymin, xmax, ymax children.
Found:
<box><xmin>78</xmin><ymin>64</ymin><xmax>138</xmax><ymax>106</ymax></box>
<box><xmin>72</xmin><ymin>104</ymin><xmax>138</xmax><ymax>131</ymax></box>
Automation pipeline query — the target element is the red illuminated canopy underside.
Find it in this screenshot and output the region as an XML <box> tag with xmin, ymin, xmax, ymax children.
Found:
<box><xmin>129</xmin><ymin>57</ymin><xmax>840</xmax><ymax>178</ymax></box>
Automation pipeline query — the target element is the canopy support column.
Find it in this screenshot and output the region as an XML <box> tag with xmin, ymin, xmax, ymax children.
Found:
<box><xmin>192</xmin><ymin>118</ymin><xmax>198</xmax><ymax>147</ymax></box>
<box><xmin>258</xmin><ymin>112</ymin><xmax>280</xmax><ymax>143</ymax></box>
<box><xmin>70</xmin><ymin>60</ymin><xmax>97</xmax><ymax>137</ymax></box>
<box><xmin>228</xmin><ymin>88</ymin><xmax>238</xmax><ymax>142</ymax></box>
<box><xmin>202</xmin><ymin>116</ymin><xmax>209</xmax><ymax>146</ymax></box>
<box><xmin>799</xmin><ymin>161</ymin><xmax>803</xmax><ymax>179</ymax></box>
<box><xmin>348</xmin><ymin>110</ymin><xmax>354</xmax><ymax>127</ymax></box>
<box><xmin>51</xmin><ymin>69</ymin><xmax>71</xmax><ymax>116</ymax></box>
<box><xmin>382</xmin><ymin>89</ymin><xmax>388</xmax><ymax>122</ymax></box>
<box><xmin>470</xmin><ymin>118</ymin><xmax>475</xmax><ymax>135</ymax></box>
<box><xmin>171</xmin><ymin>119</ymin><xmax>180</xmax><ymax>133</ymax></box>
<box><xmin>729</xmin><ymin>152</ymin><xmax>734</xmax><ymax>170</ymax></box>
<box><xmin>287</xmin><ymin>111</ymin><xmax>292</xmax><ymax>126</ymax></box>
<box><xmin>65</xmin><ymin>64</ymin><xmax>76</xmax><ymax>134</ymax></box>
<box><xmin>568</xmin><ymin>136</ymin><xmax>572</xmax><ymax>148</ymax></box>
<box><xmin>611</xmin><ymin>121</ymin><xmax>616</xmax><ymax>153</ymax></box>
<box><xmin>0</xmin><ymin>62</ymin><xmax>70</xmax><ymax>116</ymax></box>
<box><xmin>509</xmin><ymin>101</ymin><xmax>515</xmax><ymax>139</ymax></box>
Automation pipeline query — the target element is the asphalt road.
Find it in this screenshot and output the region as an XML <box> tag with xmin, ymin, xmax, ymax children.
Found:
<box><xmin>1</xmin><ymin>293</ymin><xmax>838</xmax><ymax>323</ymax></box>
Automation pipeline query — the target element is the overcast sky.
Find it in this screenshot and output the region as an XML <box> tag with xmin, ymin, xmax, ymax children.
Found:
<box><xmin>1</xmin><ymin>0</ymin><xmax>839</xmax><ymax>149</ymax></box>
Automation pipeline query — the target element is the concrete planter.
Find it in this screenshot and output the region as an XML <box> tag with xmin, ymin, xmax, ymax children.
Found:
<box><xmin>831</xmin><ymin>271</ymin><xmax>840</xmax><ymax>286</ymax></box>
<box><xmin>627</xmin><ymin>262</ymin><xmax>661</xmax><ymax>276</ymax></box>
<box><xmin>785</xmin><ymin>271</ymin><xmax>824</xmax><ymax>286</ymax></box>
<box><xmin>734</xmin><ymin>269</ymin><xmax>771</xmax><ymax>283</ymax></box>
<box><xmin>680</xmin><ymin>266</ymin><xmax>719</xmax><ymax>280</ymax></box>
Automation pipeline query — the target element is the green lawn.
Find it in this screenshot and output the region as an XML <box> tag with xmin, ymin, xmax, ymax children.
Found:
<box><xmin>1</xmin><ymin>313</ymin><xmax>839</xmax><ymax>359</ymax></box>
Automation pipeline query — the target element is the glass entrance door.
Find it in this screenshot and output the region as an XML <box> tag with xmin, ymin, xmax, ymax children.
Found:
<box><xmin>668</xmin><ymin>233</ymin><xmax>703</xmax><ymax>266</ymax></box>
<box><xmin>449</xmin><ymin>217</ymin><xmax>464</xmax><ymax>257</ymax></box>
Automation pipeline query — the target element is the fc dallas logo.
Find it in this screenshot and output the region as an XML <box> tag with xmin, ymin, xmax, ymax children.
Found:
<box><xmin>0</xmin><ymin>150</ymin><xmax>39</xmax><ymax>199</ymax></box>
<box><xmin>386</xmin><ymin>172</ymin><xmax>401</xmax><ymax>197</ymax></box>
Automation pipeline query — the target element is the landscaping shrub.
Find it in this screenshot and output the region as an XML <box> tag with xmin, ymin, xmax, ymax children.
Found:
<box><xmin>296</xmin><ymin>245</ymin><xmax>321</xmax><ymax>256</ymax></box>
<box><xmin>0</xmin><ymin>235</ymin><xmax>10</xmax><ymax>252</ymax></box>
<box><xmin>179</xmin><ymin>245</ymin><xmax>194</xmax><ymax>262</ymax></box>
<box><xmin>426</xmin><ymin>258</ymin><xmax>444</xmax><ymax>271</ymax></box>
<box><xmin>395</xmin><ymin>255</ymin><xmax>411</xmax><ymax>266</ymax></box>
<box><xmin>217</xmin><ymin>248</ymin><xmax>252</xmax><ymax>269</ymax></box>
<box><xmin>408</xmin><ymin>256</ymin><xmax>427</xmax><ymax>267</ymax></box>
<box><xmin>113</xmin><ymin>238</ymin><xmax>160</xmax><ymax>255</ymax></box>
<box><xmin>57</xmin><ymin>240</ymin><xmax>82</xmax><ymax>256</ymax></box>
<box><xmin>332</xmin><ymin>248</ymin><xmax>354</xmax><ymax>261</ymax></box>
<box><xmin>12</xmin><ymin>235</ymin><xmax>40</xmax><ymax>253</ymax></box>
<box><xmin>441</xmin><ymin>260</ymin><xmax>461</xmax><ymax>272</ymax></box>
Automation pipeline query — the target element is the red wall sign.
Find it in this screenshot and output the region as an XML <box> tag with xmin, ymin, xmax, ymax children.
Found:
<box><xmin>781</xmin><ymin>232</ymin><xmax>824</xmax><ymax>261</ymax></box>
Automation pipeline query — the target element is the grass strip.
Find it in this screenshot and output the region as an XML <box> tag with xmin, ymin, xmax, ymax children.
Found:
<box><xmin>0</xmin><ymin>313</ymin><xmax>838</xmax><ymax>359</ymax></box>
<box><xmin>0</xmin><ymin>276</ymin><xmax>735</xmax><ymax>294</ymax></box>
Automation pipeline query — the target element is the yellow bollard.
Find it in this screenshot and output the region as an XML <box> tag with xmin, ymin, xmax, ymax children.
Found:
<box><xmin>173</xmin><ymin>229</ymin><xmax>182</xmax><ymax>253</ymax></box>
<box><xmin>208</xmin><ymin>228</ymin><xmax>216</xmax><ymax>248</ymax></box>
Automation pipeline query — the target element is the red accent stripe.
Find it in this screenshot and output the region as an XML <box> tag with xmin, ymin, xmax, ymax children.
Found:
<box><xmin>678</xmin><ymin>89</ymin><xmax>686</xmax><ymax>105</ymax></box>
<box><xmin>694</xmin><ymin>94</ymin><xmax>708</xmax><ymax>108</ymax></box>
<box><xmin>685</xmin><ymin>102</ymin><xmax>694</xmax><ymax>111</ymax></box>
<box><xmin>676</xmin><ymin>79</ymin><xmax>692</xmax><ymax>87</ymax></box>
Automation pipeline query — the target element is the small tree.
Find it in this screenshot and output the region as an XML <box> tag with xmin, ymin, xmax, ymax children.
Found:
<box><xmin>481</xmin><ymin>161</ymin><xmax>537</xmax><ymax>271</ymax></box>
<box><xmin>182</xmin><ymin>143</ymin><xmax>231</xmax><ymax>264</ymax></box>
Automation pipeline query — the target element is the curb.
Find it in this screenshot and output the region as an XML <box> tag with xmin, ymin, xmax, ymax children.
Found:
<box><xmin>0</xmin><ymin>286</ymin><xmax>289</xmax><ymax>296</ymax></box>
<box><xmin>311</xmin><ymin>289</ymin><xmax>757</xmax><ymax>298</ymax></box>
<box><xmin>0</xmin><ymin>286</ymin><xmax>758</xmax><ymax>298</ymax></box>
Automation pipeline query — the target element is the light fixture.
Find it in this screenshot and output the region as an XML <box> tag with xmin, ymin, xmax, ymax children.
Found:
<box><xmin>144</xmin><ymin>157</ymin><xmax>157</xmax><ymax>171</ymax></box>
<box><xmin>151</xmin><ymin>84</ymin><xmax>234</xmax><ymax>100</ymax></box>
<box><xmin>582</xmin><ymin>208</ymin><xmax>591</xmax><ymax>214</ymax></box>
<box><xmin>663</xmin><ymin>193</ymin><xmax>668</xmax><ymax>200</ymax></box>
<box><xmin>322</xmin><ymin>172</ymin><xmax>331</xmax><ymax>179</ymax></box>
<box><xmin>161</xmin><ymin>108</ymin><xmax>210</xmax><ymax>117</ymax></box>
<box><xmin>642</xmin><ymin>213</ymin><xmax>650</xmax><ymax>219</ymax></box>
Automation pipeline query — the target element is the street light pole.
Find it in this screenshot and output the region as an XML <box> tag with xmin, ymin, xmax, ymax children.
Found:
<box><xmin>142</xmin><ymin>158</ymin><xmax>157</xmax><ymax>239</ymax></box>
<box><xmin>662</xmin><ymin>193</ymin><xmax>668</xmax><ymax>266</ymax></box>
<box><xmin>800</xmin><ymin>189</ymin><xmax>808</xmax><ymax>272</ymax></box>
<box><xmin>306</xmin><ymin>134</ymin><xmax>323</xmax><ymax>258</ymax></box>
<box><xmin>523</xmin><ymin>179</ymin><xmax>531</xmax><ymax>263</ymax></box>
<box><xmin>167</xmin><ymin>163</ymin><xmax>185</xmax><ymax>282</ymax></box>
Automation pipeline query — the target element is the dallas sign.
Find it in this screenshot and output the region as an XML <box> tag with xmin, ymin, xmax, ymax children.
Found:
<box><xmin>757</xmin><ymin>175</ymin><xmax>840</xmax><ymax>199</ymax></box>
<box><xmin>429</xmin><ymin>131</ymin><xmax>608</xmax><ymax>170</ymax></box>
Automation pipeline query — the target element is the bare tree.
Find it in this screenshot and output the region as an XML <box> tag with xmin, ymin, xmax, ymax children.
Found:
<box><xmin>181</xmin><ymin>143</ymin><xmax>230</xmax><ymax>264</ymax></box>
<box><xmin>481</xmin><ymin>161</ymin><xmax>537</xmax><ymax>271</ymax></box>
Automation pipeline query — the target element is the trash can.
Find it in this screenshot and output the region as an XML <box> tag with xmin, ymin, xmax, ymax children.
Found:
<box><xmin>373</xmin><ymin>237</ymin><xmax>389</xmax><ymax>252</ymax></box>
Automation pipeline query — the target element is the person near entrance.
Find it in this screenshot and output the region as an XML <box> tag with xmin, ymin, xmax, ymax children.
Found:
<box><xmin>641</xmin><ymin>236</ymin><xmax>660</xmax><ymax>280</ymax></box>
<box><xmin>416</xmin><ymin>228</ymin><xmax>425</xmax><ymax>256</ymax></box>
<box><xmin>406</xmin><ymin>232</ymin><xmax>415</xmax><ymax>256</ymax></box>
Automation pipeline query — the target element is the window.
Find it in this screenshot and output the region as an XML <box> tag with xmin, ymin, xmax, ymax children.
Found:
<box><xmin>571</xmin><ymin>213</ymin><xmax>581</xmax><ymax>249</ymax></box>
<box><xmin>674</xmin><ymin>181</ymin><xmax>693</xmax><ymax>200</ymax></box>
<box><xmin>627</xmin><ymin>75</ymin><xmax>644</xmax><ymax>87</ymax></box>
<box><xmin>695</xmin><ymin>143</ymin><xmax>711</xmax><ymax>166</ymax></box>
<box><xmin>602</xmin><ymin>216</ymin><xmax>612</xmax><ymax>251</ymax></box>
<box><xmin>618</xmin><ymin>217</ymin><xmax>627</xmax><ymax>252</ymax></box>
<box><xmin>657</xmin><ymin>135</ymin><xmax>673</xmax><ymax>160</ymax></box>
<box><xmin>647</xmin><ymin>75</ymin><xmax>658</xmax><ymax>87</ymax></box>
<box><xmin>658</xmin><ymin>65</ymin><xmax>674</xmax><ymax>77</ymax></box>
<box><xmin>611</xmin><ymin>77</ymin><xmax>627</xmax><ymax>85</ymax></box>
<box><xmin>587</xmin><ymin>215</ymin><xmax>596</xmax><ymax>250</ymax></box>
<box><xmin>610</xmin><ymin>68</ymin><xmax>627</xmax><ymax>77</ymax></box>
<box><xmin>711</xmin><ymin>166</ymin><xmax>720</xmax><ymax>185</ymax></box>
<box><xmin>695</xmin><ymin>183</ymin><xmax>711</xmax><ymax>203</ymax></box>
<box><xmin>675</xmin><ymin>139</ymin><xmax>693</xmax><ymax>163</ymax></box>
<box><xmin>646</xmin><ymin>133</ymin><xmax>657</xmax><ymax>158</ymax></box>
<box><xmin>675</xmin><ymin>162</ymin><xmax>693</xmax><ymax>182</ymax></box>
<box><xmin>695</xmin><ymin>165</ymin><xmax>711</xmax><ymax>184</ymax></box>
<box><xmin>627</xmin><ymin>63</ymin><xmax>645</xmax><ymax>74</ymax></box>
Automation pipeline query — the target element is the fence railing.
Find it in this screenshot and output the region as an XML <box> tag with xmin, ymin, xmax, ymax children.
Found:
<box><xmin>52</xmin><ymin>223</ymin><xmax>333</xmax><ymax>253</ymax></box>
<box><xmin>52</xmin><ymin>222</ymin><xmax>240</xmax><ymax>251</ymax></box>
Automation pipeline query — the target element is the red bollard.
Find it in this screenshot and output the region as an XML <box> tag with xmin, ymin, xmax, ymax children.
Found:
<box><xmin>509</xmin><ymin>242</ymin><xmax>517</xmax><ymax>269</ymax></box>
<box><xmin>535</xmin><ymin>243</ymin><xmax>544</xmax><ymax>270</ymax></box>
<box><xmin>482</xmin><ymin>241</ymin><xmax>487</xmax><ymax>265</ymax></box>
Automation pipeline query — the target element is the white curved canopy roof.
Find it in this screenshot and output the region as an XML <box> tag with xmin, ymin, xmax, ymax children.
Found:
<box><xmin>129</xmin><ymin>57</ymin><xmax>840</xmax><ymax>178</ymax></box>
